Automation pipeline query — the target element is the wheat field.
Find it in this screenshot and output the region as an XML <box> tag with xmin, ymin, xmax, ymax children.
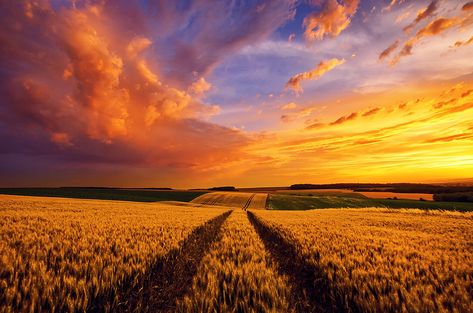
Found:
<box><xmin>191</xmin><ymin>192</ymin><xmax>267</xmax><ymax>210</ymax></box>
<box><xmin>178</xmin><ymin>210</ymin><xmax>292</xmax><ymax>312</ymax></box>
<box><xmin>0</xmin><ymin>195</ymin><xmax>227</xmax><ymax>312</ymax></box>
<box><xmin>1</xmin><ymin>193</ymin><xmax>472</xmax><ymax>312</ymax></box>
<box><xmin>250</xmin><ymin>208</ymin><xmax>473</xmax><ymax>312</ymax></box>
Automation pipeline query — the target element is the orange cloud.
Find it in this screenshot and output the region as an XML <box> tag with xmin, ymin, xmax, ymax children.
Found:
<box><xmin>417</xmin><ymin>17</ymin><xmax>458</xmax><ymax>36</ymax></box>
<box><xmin>363</xmin><ymin>107</ymin><xmax>381</xmax><ymax>117</ymax></box>
<box><xmin>453</xmin><ymin>35</ymin><xmax>473</xmax><ymax>47</ymax></box>
<box><xmin>382</xmin><ymin>0</ymin><xmax>407</xmax><ymax>12</ymax></box>
<box><xmin>391</xmin><ymin>16</ymin><xmax>464</xmax><ymax>65</ymax></box>
<box><xmin>403</xmin><ymin>0</ymin><xmax>439</xmax><ymax>33</ymax></box>
<box><xmin>251</xmin><ymin>82</ymin><xmax>473</xmax><ymax>185</ymax></box>
<box><xmin>461</xmin><ymin>89</ymin><xmax>473</xmax><ymax>97</ymax></box>
<box><xmin>330</xmin><ymin>112</ymin><xmax>358</xmax><ymax>125</ymax></box>
<box><xmin>303</xmin><ymin>0</ymin><xmax>359</xmax><ymax>41</ymax></box>
<box><xmin>285</xmin><ymin>58</ymin><xmax>346</xmax><ymax>93</ymax></box>
<box><xmin>281</xmin><ymin>102</ymin><xmax>298</xmax><ymax>110</ymax></box>
<box><xmin>379</xmin><ymin>40</ymin><xmax>399</xmax><ymax>60</ymax></box>
<box><xmin>189</xmin><ymin>77</ymin><xmax>212</xmax><ymax>96</ymax></box>
<box><xmin>59</xmin><ymin>9</ymin><xmax>130</xmax><ymax>142</ymax></box>
<box><xmin>0</xmin><ymin>0</ymin><xmax>250</xmax><ymax>178</ymax></box>
<box><xmin>463</xmin><ymin>2</ymin><xmax>473</xmax><ymax>11</ymax></box>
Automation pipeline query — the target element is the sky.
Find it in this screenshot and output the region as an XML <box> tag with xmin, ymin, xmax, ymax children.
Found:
<box><xmin>1</xmin><ymin>0</ymin><xmax>473</xmax><ymax>188</ymax></box>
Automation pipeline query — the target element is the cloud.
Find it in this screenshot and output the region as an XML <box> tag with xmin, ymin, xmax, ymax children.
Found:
<box><xmin>391</xmin><ymin>17</ymin><xmax>463</xmax><ymax>65</ymax></box>
<box><xmin>303</xmin><ymin>0</ymin><xmax>359</xmax><ymax>41</ymax></box>
<box><xmin>403</xmin><ymin>0</ymin><xmax>439</xmax><ymax>33</ymax></box>
<box><xmin>330</xmin><ymin>112</ymin><xmax>358</xmax><ymax>125</ymax></box>
<box><xmin>461</xmin><ymin>89</ymin><xmax>473</xmax><ymax>97</ymax></box>
<box><xmin>164</xmin><ymin>0</ymin><xmax>296</xmax><ymax>84</ymax></box>
<box><xmin>363</xmin><ymin>107</ymin><xmax>382</xmax><ymax>117</ymax></box>
<box><xmin>382</xmin><ymin>0</ymin><xmax>407</xmax><ymax>12</ymax></box>
<box><xmin>285</xmin><ymin>58</ymin><xmax>346</xmax><ymax>93</ymax></box>
<box><xmin>280</xmin><ymin>107</ymin><xmax>315</xmax><ymax>123</ymax></box>
<box><xmin>379</xmin><ymin>40</ymin><xmax>400</xmax><ymax>60</ymax></box>
<box><xmin>0</xmin><ymin>0</ymin><xmax>251</xmax><ymax>178</ymax></box>
<box><xmin>453</xmin><ymin>35</ymin><xmax>473</xmax><ymax>47</ymax></box>
<box><xmin>189</xmin><ymin>77</ymin><xmax>212</xmax><ymax>96</ymax></box>
<box><xmin>463</xmin><ymin>2</ymin><xmax>473</xmax><ymax>11</ymax></box>
<box><xmin>281</xmin><ymin>102</ymin><xmax>298</xmax><ymax>110</ymax></box>
<box><xmin>425</xmin><ymin>133</ymin><xmax>473</xmax><ymax>143</ymax></box>
<box><xmin>417</xmin><ymin>17</ymin><xmax>458</xmax><ymax>36</ymax></box>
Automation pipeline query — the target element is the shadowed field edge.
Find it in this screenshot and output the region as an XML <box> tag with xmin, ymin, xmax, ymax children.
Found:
<box><xmin>87</xmin><ymin>210</ymin><xmax>232</xmax><ymax>313</ymax></box>
<box><xmin>247</xmin><ymin>211</ymin><xmax>354</xmax><ymax>313</ymax></box>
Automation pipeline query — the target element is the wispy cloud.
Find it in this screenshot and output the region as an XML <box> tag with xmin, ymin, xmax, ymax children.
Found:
<box><xmin>403</xmin><ymin>0</ymin><xmax>439</xmax><ymax>33</ymax></box>
<box><xmin>285</xmin><ymin>58</ymin><xmax>346</xmax><ymax>93</ymax></box>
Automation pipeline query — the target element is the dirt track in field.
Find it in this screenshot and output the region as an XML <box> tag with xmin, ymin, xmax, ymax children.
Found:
<box><xmin>191</xmin><ymin>191</ymin><xmax>268</xmax><ymax>209</ymax></box>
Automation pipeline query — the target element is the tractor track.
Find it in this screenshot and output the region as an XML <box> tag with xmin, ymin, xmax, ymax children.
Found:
<box><xmin>88</xmin><ymin>210</ymin><xmax>232</xmax><ymax>313</ymax></box>
<box><xmin>247</xmin><ymin>211</ymin><xmax>349</xmax><ymax>313</ymax></box>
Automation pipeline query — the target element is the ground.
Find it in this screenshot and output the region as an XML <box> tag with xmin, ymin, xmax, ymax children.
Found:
<box><xmin>1</xmin><ymin>193</ymin><xmax>472</xmax><ymax>312</ymax></box>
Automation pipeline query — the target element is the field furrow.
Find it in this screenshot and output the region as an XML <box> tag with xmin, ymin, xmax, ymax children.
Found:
<box><xmin>191</xmin><ymin>192</ymin><xmax>267</xmax><ymax>209</ymax></box>
<box><xmin>248</xmin><ymin>193</ymin><xmax>268</xmax><ymax>210</ymax></box>
<box><xmin>178</xmin><ymin>210</ymin><xmax>293</xmax><ymax>313</ymax></box>
<box><xmin>0</xmin><ymin>195</ymin><xmax>228</xmax><ymax>313</ymax></box>
<box><xmin>251</xmin><ymin>208</ymin><xmax>473</xmax><ymax>313</ymax></box>
<box><xmin>111</xmin><ymin>210</ymin><xmax>231</xmax><ymax>313</ymax></box>
<box><xmin>247</xmin><ymin>211</ymin><xmax>333</xmax><ymax>313</ymax></box>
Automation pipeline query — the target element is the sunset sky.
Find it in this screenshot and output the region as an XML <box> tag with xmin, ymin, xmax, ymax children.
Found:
<box><xmin>1</xmin><ymin>0</ymin><xmax>473</xmax><ymax>188</ymax></box>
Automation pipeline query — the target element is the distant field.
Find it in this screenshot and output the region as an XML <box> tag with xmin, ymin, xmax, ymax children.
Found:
<box><xmin>191</xmin><ymin>192</ymin><xmax>267</xmax><ymax>209</ymax></box>
<box><xmin>0</xmin><ymin>188</ymin><xmax>207</xmax><ymax>202</ymax></box>
<box><xmin>268</xmin><ymin>193</ymin><xmax>473</xmax><ymax>211</ymax></box>
<box><xmin>276</xmin><ymin>188</ymin><xmax>434</xmax><ymax>200</ymax></box>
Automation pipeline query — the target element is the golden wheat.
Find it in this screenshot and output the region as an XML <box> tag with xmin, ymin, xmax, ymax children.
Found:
<box><xmin>191</xmin><ymin>192</ymin><xmax>267</xmax><ymax>209</ymax></box>
<box><xmin>0</xmin><ymin>195</ymin><xmax>225</xmax><ymax>313</ymax></box>
<box><xmin>252</xmin><ymin>208</ymin><xmax>473</xmax><ymax>312</ymax></box>
<box><xmin>178</xmin><ymin>210</ymin><xmax>292</xmax><ymax>312</ymax></box>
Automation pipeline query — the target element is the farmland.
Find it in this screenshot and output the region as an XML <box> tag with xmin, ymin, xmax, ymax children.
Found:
<box><xmin>0</xmin><ymin>195</ymin><xmax>227</xmax><ymax>312</ymax></box>
<box><xmin>1</xmin><ymin>193</ymin><xmax>472</xmax><ymax>312</ymax></box>
<box><xmin>268</xmin><ymin>193</ymin><xmax>473</xmax><ymax>211</ymax></box>
<box><xmin>178</xmin><ymin>210</ymin><xmax>292</xmax><ymax>312</ymax></box>
<box><xmin>0</xmin><ymin>188</ymin><xmax>207</xmax><ymax>203</ymax></box>
<box><xmin>191</xmin><ymin>192</ymin><xmax>268</xmax><ymax>209</ymax></box>
<box><xmin>250</xmin><ymin>208</ymin><xmax>473</xmax><ymax>312</ymax></box>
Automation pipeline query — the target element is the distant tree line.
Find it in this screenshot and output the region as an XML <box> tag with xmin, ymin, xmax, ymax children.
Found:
<box><xmin>433</xmin><ymin>193</ymin><xmax>473</xmax><ymax>203</ymax></box>
<box><xmin>208</xmin><ymin>186</ymin><xmax>238</xmax><ymax>191</ymax></box>
<box><xmin>290</xmin><ymin>183</ymin><xmax>473</xmax><ymax>194</ymax></box>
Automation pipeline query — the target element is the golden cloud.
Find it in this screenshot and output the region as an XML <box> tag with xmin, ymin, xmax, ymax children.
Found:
<box><xmin>281</xmin><ymin>102</ymin><xmax>298</xmax><ymax>110</ymax></box>
<box><xmin>189</xmin><ymin>77</ymin><xmax>212</xmax><ymax>96</ymax></box>
<box><xmin>285</xmin><ymin>58</ymin><xmax>346</xmax><ymax>93</ymax></box>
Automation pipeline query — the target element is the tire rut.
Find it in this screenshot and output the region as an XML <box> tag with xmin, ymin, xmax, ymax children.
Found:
<box><xmin>247</xmin><ymin>211</ymin><xmax>347</xmax><ymax>313</ymax></box>
<box><xmin>88</xmin><ymin>210</ymin><xmax>232</xmax><ymax>313</ymax></box>
<box><xmin>242</xmin><ymin>193</ymin><xmax>256</xmax><ymax>211</ymax></box>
